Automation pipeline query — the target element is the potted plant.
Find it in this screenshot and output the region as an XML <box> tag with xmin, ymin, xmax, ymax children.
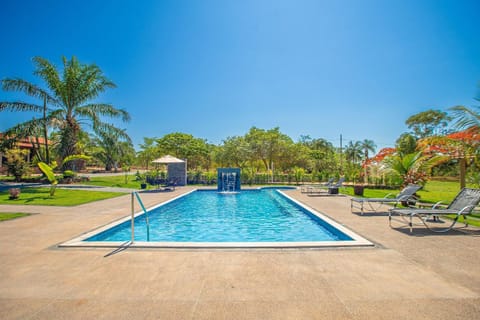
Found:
<box><xmin>137</xmin><ymin>172</ymin><xmax>147</xmax><ymax>189</ymax></box>
<box><xmin>9</xmin><ymin>188</ymin><xmax>21</xmax><ymax>200</ymax></box>
<box><xmin>353</xmin><ymin>184</ymin><xmax>365</xmax><ymax>196</ymax></box>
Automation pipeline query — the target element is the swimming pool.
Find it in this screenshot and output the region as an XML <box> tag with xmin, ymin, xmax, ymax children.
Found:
<box><xmin>62</xmin><ymin>188</ymin><xmax>372</xmax><ymax>248</ymax></box>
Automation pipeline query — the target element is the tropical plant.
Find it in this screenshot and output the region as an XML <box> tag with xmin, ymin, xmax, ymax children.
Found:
<box><xmin>37</xmin><ymin>162</ymin><xmax>58</xmax><ymax>196</ymax></box>
<box><xmin>3</xmin><ymin>56</ymin><xmax>131</xmax><ymax>170</ymax></box>
<box><xmin>344</xmin><ymin>141</ymin><xmax>363</xmax><ymax>164</ymax></box>
<box><xmin>91</xmin><ymin>128</ymin><xmax>133</xmax><ymax>172</ymax></box>
<box><xmin>450</xmin><ymin>100</ymin><xmax>479</xmax><ymax>130</ymax></box>
<box><xmin>1</xmin><ymin>78</ymin><xmax>54</xmax><ymax>164</ymax></box>
<box><xmin>383</xmin><ymin>151</ymin><xmax>447</xmax><ymax>187</ymax></box>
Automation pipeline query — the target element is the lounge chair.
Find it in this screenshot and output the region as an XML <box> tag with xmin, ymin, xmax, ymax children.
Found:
<box><xmin>351</xmin><ymin>184</ymin><xmax>421</xmax><ymax>215</ymax></box>
<box><xmin>308</xmin><ymin>177</ymin><xmax>345</xmax><ymax>195</ymax></box>
<box><xmin>389</xmin><ymin>188</ymin><xmax>480</xmax><ymax>233</ymax></box>
<box><xmin>301</xmin><ymin>178</ymin><xmax>334</xmax><ymax>193</ymax></box>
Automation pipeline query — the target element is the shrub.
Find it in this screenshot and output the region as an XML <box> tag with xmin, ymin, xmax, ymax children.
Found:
<box><xmin>63</xmin><ymin>170</ymin><xmax>76</xmax><ymax>179</ymax></box>
<box><xmin>5</xmin><ymin>149</ymin><xmax>30</xmax><ymax>182</ymax></box>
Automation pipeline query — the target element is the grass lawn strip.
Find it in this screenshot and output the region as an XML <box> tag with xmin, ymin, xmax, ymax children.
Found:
<box><xmin>0</xmin><ymin>187</ymin><xmax>126</xmax><ymax>206</ymax></box>
<box><xmin>0</xmin><ymin>212</ymin><xmax>30</xmax><ymax>221</ymax></box>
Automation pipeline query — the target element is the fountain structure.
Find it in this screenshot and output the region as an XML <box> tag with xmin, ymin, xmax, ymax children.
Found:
<box><xmin>217</xmin><ymin>168</ymin><xmax>241</xmax><ymax>194</ymax></box>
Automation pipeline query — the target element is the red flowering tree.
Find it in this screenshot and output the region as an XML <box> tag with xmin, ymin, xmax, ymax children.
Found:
<box><xmin>418</xmin><ymin>126</ymin><xmax>480</xmax><ymax>188</ymax></box>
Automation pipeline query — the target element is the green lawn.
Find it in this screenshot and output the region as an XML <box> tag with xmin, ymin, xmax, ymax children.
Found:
<box><xmin>0</xmin><ymin>187</ymin><xmax>126</xmax><ymax>206</ymax></box>
<box><xmin>82</xmin><ymin>174</ymin><xmax>146</xmax><ymax>189</ymax></box>
<box><xmin>0</xmin><ymin>212</ymin><xmax>29</xmax><ymax>221</ymax></box>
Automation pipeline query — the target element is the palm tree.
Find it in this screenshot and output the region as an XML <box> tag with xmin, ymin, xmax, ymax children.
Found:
<box><xmin>344</xmin><ymin>141</ymin><xmax>363</xmax><ymax>164</ymax></box>
<box><xmin>360</xmin><ymin>139</ymin><xmax>376</xmax><ymax>183</ymax></box>
<box><xmin>1</xmin><ymin>78</ymin><xmax>56</xmax><ymax>163</ymax></box>
<box><xmin>384</xmin><ymin>151</ymin><xmax>447</xmax><ymax>188</ymax></box>
<box><xmin>2</xmin><ymin>56</ymin><xmax>130</xmax><ymax>170</ymax></box>
<box><xmin>91</xmin><ymin>128</ymin><xmax>133</xmax><ymax>172</ymax></box>
<box><xmin>450</xmin><ymin>105</ymin><xmax>480</xmax><ymax>130</ymax></box>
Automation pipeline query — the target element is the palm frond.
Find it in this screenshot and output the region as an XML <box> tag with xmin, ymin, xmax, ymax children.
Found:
<box><xmin>76</xmin><ymin>103</ymin><xmax>130</xmax><ymax>122</ymax></box>
<box><xmin>449</xmin><ymin>105</ymin><xmax>480</xmax><ymax>129</ymax></box>
<box><xmin>3</xmin><ymin>118</ymin><xmax>43</xmax><ymax>138</ymax></box>
<box><xmin>0</xmin><ymin>101</ymin><xmax>44</xmax><ymax>113</ymax></box>
<box><xmin>93</xmin><ymin>122</ymin><xmax>132</xmax><ymax>144</ymax></box>
<box><xmin>32</xmin><ymin>56</ymin><xmax>65</xmax><ymax>107</ymax></box>
<box><xmin>1</xmin><ymin>78</ymin><xmax>60</xmax><ymax>106</ymax></box>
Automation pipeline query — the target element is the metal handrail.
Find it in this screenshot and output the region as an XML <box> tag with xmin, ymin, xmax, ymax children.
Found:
<box><xmin>131</xmin><ymin>192</ymin><xmax>150</xmax><ymax>242</ymax></box>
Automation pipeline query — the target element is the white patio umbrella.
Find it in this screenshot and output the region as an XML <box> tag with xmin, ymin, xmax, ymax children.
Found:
<box><xmin>151</xmin><ymin>155</ymin><xmax>187</xmax><ymax>186</ymax></box>
<box><xmin>152</xmin><ymin>155</ymin><xmax>185</xmax><ymax>164</ymax></box>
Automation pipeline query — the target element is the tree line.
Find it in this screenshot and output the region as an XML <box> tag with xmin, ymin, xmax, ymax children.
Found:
<box><xmin>1</xmin><ymin>56</ymin><xmax>479</xmax><ymax>187</ymax></box>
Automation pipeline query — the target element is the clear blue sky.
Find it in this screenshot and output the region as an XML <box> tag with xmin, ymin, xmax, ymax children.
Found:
<box><xmin>1</xmin><ymin>0</ymin><xmax>479</xmax><ymax>151</ymax></box>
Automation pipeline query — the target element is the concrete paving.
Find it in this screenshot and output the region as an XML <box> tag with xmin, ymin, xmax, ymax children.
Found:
<box><xmin>0</xmin><ymin>187</ymin><xmax>479</xmax><ymax>319</ymax></box>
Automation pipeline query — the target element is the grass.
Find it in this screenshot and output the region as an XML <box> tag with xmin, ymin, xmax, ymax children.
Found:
<box><xmin>0</xmin><ymin>187</ymin><xmax>126</xmax><ymax>206</ymax></box>
<box><xmin>82</xmin><ymin>174</ymin><xmax>146</xmax><ymax>189</ymax></box>
<box><xmin>0</xmin><ymin>212</ymin><xmax>29</xmax><ymax>221</ymax></box>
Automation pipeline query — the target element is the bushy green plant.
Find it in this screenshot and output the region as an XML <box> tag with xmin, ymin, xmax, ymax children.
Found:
<box><xmin>5</xmin><ymin>149</ymin><xmax>30</xmax><ymax>182</ymax></box>
<box><xmin>63</xmin><ymin>170</ymin><xmax>76</xmax><ymax>179</ymax></box>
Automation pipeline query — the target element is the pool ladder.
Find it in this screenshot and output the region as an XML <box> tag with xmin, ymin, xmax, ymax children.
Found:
<box><xmin>131</xmin><ymin>192</ymin><xmax>150</xmax><ymax>242</ymax></box>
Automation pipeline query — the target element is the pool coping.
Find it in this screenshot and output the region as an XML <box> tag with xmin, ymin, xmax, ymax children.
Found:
<box><xmin>59</xmin><ymin>188</ymin><xmax>374</xmax><ymax>249</ymax></box>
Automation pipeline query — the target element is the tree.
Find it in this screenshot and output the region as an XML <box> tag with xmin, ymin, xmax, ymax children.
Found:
<box><xmin>418</xmin><ymin>128</ymin><xmax>480</xmax><ymax>188</ymax></box>
<box><xmin>244</xmin><ymin>127</ymin><xmax>293</xmax><ymax>173</ymax></box>
<box><xmin>92</xmin><ymin>128</ymin><xmax>134</xmax><ymax>172</ymax></box>
<box><xmin>405</xmin><ymin>109</ymin><xmax>451</xmax><ymax>138</ymax></box>
<box><xmin>1</xmin><ymin>78</ymin><xmax>55</xmax><ymax>164</ymax></box>
<box><xmin>395</xmin><ymin>133</ymin><xmax>417</xmax><ymax>156</ymax></box>
<box><xmin>216</xmin><ymin>136</ymin><xmax>250</xmax><ymax>168</ymax></box>
<box><xmin>299</xmin><ymin>136</ymin><xmax>337</xmax><ymax>179</ymax></box>
<box><xmin>360</xmin><ymin>139</ymin><xmax>376</xmax><ymax>184</ymax></box>
<box><xmin>137</xmin><ymin>137</ymin><xmax>159</xmax><ymax>170</ymax></box>
<box><xmin>3</xmin><ymin>56</ymin><xmax>130</xmax><ymax>170</ymax></box>
<box><xmin>344</xmin><ymin>141</ymin><xmax>363</xmax><ymax>164</ymax></box>
<box><xmin>156</xmin><ymin>132</ymin><xmax>209</xmax><ymax>169</ymax></box>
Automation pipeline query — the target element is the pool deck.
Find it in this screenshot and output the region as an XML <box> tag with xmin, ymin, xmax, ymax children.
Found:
<box><xmin>1</xmin><ymin>187</ymin><xmax>479</xmax><ymax>319</ymax></box>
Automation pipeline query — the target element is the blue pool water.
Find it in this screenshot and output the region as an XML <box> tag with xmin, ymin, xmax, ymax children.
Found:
<box><xmin>86</xmin><ymin>189</ymin><xmax>353</xmax><ymax>242</ymax></box>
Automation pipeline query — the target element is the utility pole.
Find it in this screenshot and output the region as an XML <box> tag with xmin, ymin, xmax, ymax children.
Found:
<box><xmin>339</xmin><ymin>134</ymin><xmax>343</xmax><ymax>175</ymax></box>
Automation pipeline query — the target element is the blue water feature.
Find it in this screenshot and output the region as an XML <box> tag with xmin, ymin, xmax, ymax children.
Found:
<box><xmin>217</xmin><ymin>168</ymin><xmax>241</xmax><ymax>192</ymax></box>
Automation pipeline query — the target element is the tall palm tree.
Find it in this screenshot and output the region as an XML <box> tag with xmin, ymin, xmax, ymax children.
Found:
<box><xmin>32</xmin><ymin>56</ymin><xmax>131</xmax><ymax>169</ymax></box>
<box><xmin>2</xmin><ymin>56</ymin><xmax>130</xmax><ymax>169</ymax></box>
<box><xmin>1</xmin><ymin>78</ymin><xmax>56</xmax><ymax>163</ymax></box>
<box><xmin>344</xmin><ymin>141</ymin><xmax>363</xmax><ymax>164</ymax></box>
<box><xmin>360</xmin><ymin>139</ymin><xmax>376</xmax><ymax>183</ymax></box>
